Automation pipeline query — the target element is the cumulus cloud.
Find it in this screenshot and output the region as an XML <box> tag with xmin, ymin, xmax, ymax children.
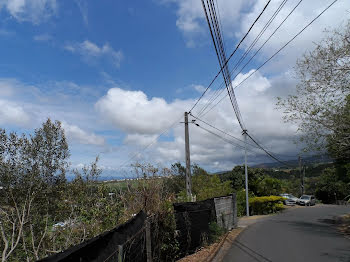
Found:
<box><xmin>0</xmin><ymin>0</ymin><xmax>57</xmax><ymax>24</ymax></box>
<box><xmin>236</xmin><ymin>0</ymin><xmax>350</xmax><ymax>72</ymax></box>
<box><xmin>0</xmin><ymin>99</ymin><xmax>31</xmax><ymax>126</ymax></box>
<box><xmin>161</xmin><ymin>0</ymin><xmax>250</xmax><ymax>46</ymax></box>
<box><xmin>61</xmin><ymin>122</ymin><xmax>105</xmax><ymax>146</ymax></box>
<box><xmin>65</xmin><ymin>40</ymin><xmax>123</xmax><ymax>68</ymax></box>
<box><xmin>164</xmin><ymin>0</ymin><xmax>350</xmax><ymax>67</ymax></box>
<box><xmin>95</xmin><ymin>70</ymin><xmax>300</xmax><ymax>170</ymax></box>
<box><xmin>95</xmin><ymin>87</ymin><xmax>187</xmax><ymax>135</ymax></box>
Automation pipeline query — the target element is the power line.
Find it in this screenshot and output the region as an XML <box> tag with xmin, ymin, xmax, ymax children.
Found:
<box><xmin>201</xmin><ymin>0</ymin><xmax>246</xmax><ymax>129</ymax></box>
<box><xmin>188</xmin><ymin>0</ymin><xmax>271</xmax><ymax>114</ymax></box>
<box><xmin>198</xmin><ymin>0</ymin><xmax>290</xmax><ymax>117</ymax></box>
<box><xmin>200</xmin><ymin>0</ymin><xmax>339</xmax><ymax>117</ymax></box>
<box><xmin>209</xmin><ymin>0</ymin><xmax>303</xmax><ymax>116</ymax></box>
<box><xmin>190</xmin><ymin>113</ymin><xmax>296</xmax><ymax>160</ymax></box>
<box><xmin>118</xmin><ymin>114</ymin><xmax>183</xmax><ymax>168</ymax></box>
<box><xmin>190</xmin><ymin>113</ymin><xmax>255</xmax><ymax>147</ymax></box>
<box><xmin>245</xmin><ymin>132</ymin><xmax>293</xmax><ymax>167</ymax></box>
<box><xmin>247</xmin><ymin>131</ymin><xmax>297</xmax><ymax>158</ymax></box>
<box><xmin>194</xmin><ymin>123</ymin><xmax>250</xmax><ymax>152</ymax></box>
<box><xmin>193</xmin><ymin>122</ymin><xmax>294</xmax><ymax>166</ymax></box>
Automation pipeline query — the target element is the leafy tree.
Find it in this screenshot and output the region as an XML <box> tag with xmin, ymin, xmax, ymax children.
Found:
<box><xmin>0</xmin><ymin>120</ymin><xmax>124</xmax><ymax>261</ymax></box>
<box><xmin>189</xmin><ymin>165</ymin><xmax>232</xmax><ymax>201</ymax></box>
<box><xmin>0</xmin><ymin>119</ymin><xmax>70</xmax><ymax>261</ymax></box>
<box><xmin>254</xmin><ymin>176</ymin><xmax>282</xmax><ymax>196</ymax></box>
<box><xmin>315</xmin><ymin>167</ymin><xmax>349</xmax><ymax>203</ymax></box>
<box><xmin>277</xmin><ymin>22</ymin><xmax>350</xmax><ymax>153</ymax></box>
<box><xmin>165</xmin><ymin>162</ymin><xmax>186</xmax><ymax>194</ymax></box>
<box><xmin>327</xmin><ymin>95</ymin><xmax>350</xmax><ymax>162</ymax></box>
<box><xmin>192</xmin><ymin>173</ymin><xmax>232</xmax><ymax>201</ymax></box>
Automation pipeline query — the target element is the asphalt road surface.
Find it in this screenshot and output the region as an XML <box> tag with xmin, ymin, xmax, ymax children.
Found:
<box><xmin>223</xmin><ymin>205</ymin><xmax>350</xmax><ymax>262</ymax></box>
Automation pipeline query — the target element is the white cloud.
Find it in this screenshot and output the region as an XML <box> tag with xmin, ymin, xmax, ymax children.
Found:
<box><xmin>95</xmin><ymin>87</ymin><xmax>187</xmax><ymax>135</ymax></box>
<box><xmin>95</xmin><ymin>70</ymin><xmax>300</xmax><ymax>170</ymax></box>
<box><xmin>61</xmin><ymin>122</ymin><xmax>105</xmax><ymax>146</ymax></box>
<box><xmin>0</xmin><ymin>0</ymin><xmax>57</xmax><ymax>24</ymax></box>
<box><xmin>65</xmin><ymin>40</ymin><xmax>123</xmax><ymax>68</ymax></box>
<box><xmin>192</xmin><ymin>84</ymin><xmax>206</xmax><ymax>93</ymax></box>
<box><xmin>0</xmin><ymin>81</ymin><xmax>15</xmax><ymax>96</ymax></box>
<box><xmin>33</xmin><ymin>33</ymin><xmax>52</xmax><ymax>41</ymax></box>
<box><xmin>236</xmin><ymin>0</ymin><xmax>350</xmax><ymax>72</ymax></box>
<box><xmin>0</xmin><ymin>99</ymin><xmax>31</xmax><ymax>126</ymax></box>
<box><xmin>74</xmin><ymin>0</ymin><xmax>88</xmax><ymax>25</ymax></box>
<box><xmin>164</xmin><ymin>0</ymin><xmax>350</xmax><ymax>68</ymax></box>
<box><xmin>124</xmin><ymin>134</ymin><xmax>158</xmax><ymax>147</ymax></box>
<box><xmin>161</xmin><ymin>0</ymin><xmax>250</xmax><ymax>46</ymax></box>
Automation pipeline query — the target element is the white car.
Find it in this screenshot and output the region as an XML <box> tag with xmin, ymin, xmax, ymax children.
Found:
<box><xmin>298</xmin><ymin>195</ymin><xmax>316</xmax><ymax>206</ymax></box>
<box><xmin>280</xmin><ymin>193</ymin><xmax>298</xmax><ymax>206</ymax></box>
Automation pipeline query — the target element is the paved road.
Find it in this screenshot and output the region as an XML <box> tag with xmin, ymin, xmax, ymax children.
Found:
<box><xmin>223</xmin><ymin>205</ymin><xmax>350</xmax><ymax>262</ymax></box>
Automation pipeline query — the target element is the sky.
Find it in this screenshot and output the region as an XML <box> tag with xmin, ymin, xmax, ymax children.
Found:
<box><xmin>0</xmin><ymin>0</ymin><xmax>349</xmax><ymax>176</ymax></box>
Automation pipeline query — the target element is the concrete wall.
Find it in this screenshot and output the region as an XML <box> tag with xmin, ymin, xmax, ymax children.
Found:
<box><xmin>214</xmin><ymin>193</ymin><xmax>237</xmax><ymax>230</ymax></box>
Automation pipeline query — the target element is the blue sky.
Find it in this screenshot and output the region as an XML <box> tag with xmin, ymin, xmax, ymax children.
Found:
<box><xmin>0</xmin><ymin>0</ymin><xmax>349</xmax><ymax>176</ymax></box>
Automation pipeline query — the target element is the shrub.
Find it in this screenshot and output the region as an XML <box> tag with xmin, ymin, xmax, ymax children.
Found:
<box><xmin>249</xmin><ymin>196</ymin><xmax>285</xmax><ymax>215</ymax></box>
<box><xmin>208</xmin><ymin>222</ymin><xmax>225</xmax><ymax>243</ymax></box>
<box><xmin>236</xmin><ymin>190</ymin><xmax>255</xmax><ymax>217</ymax></box>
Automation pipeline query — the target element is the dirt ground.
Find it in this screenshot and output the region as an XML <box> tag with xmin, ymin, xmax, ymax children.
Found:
<box><xmin>177</xmin><ymin>228</ymin><xmax>244</xmax><ymax>262</ymax></box>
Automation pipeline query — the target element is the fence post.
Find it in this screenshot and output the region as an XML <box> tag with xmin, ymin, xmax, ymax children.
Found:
<box><xmin>118</xmin><ymin>245</ymin><xmax>123</xmax><ymax>262</ymax></box>
<box><xmin>146</xmin><ymin>218</ymin><xmax>152</xmax><ymax>262</ymax></box>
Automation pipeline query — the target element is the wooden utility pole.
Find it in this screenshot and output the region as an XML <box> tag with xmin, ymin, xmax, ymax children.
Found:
<box><xmin>184</xmin><ymin>112</ymin><xmax>192</xmax><ymax>200</ymax></box>
<box><xmin>243</xmin><ymin>130</ymin><xmax>249</xmax><ymax>216</ymax></box>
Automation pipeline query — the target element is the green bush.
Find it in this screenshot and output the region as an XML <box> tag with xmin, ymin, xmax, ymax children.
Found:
<box><xmin>208</xmin><ymin>222</ymin><xmax>225</xmax><ymax>243</ymax></box>
<box><xmin>249</xmin><ymin>196</ymin><xmax>285</xmax><ymax>215</ymax></box>
<box><xmin>236</xmin><ymin>190</ymin><xmax>255</xmax><ymax>217</ymax></box>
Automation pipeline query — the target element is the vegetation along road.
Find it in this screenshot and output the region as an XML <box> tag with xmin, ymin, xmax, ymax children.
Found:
<box><xmin>223</xmin><ymin>205</ymin><xmax>350</xmax><ymax>262</ymax></box>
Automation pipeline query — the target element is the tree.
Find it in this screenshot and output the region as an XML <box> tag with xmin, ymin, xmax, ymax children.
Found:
<box><xmin>315</xmin><ymin>167</ymin><xmax>349</xmax><ymax>204</ymax></box>
<box><xmin>191</xmin><ymin>165</ymin><xmax>232</xmax><ymax>201</ymax></box>
<box><xmin>277</xmin><ymin>21</ymin><xmax>350</xmax><ymax>154</ymax></box>
<box><xmin>327</xmin><ymin>95</ymin><xmax>350</xmax><ymax>162</ymax></box>
<box><xmin>0</xmin><ymin>119</ymin><xmax>70</xmax><ymax>261</ymax></box>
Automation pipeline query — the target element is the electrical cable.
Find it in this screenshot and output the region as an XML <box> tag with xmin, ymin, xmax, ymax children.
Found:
<box><xmin>201</xmin><ymin>0</ymin><xmax>247</xmax><ymax>130</ymax></box>
<box><xmin>118</xmin><ymin>114</ymin><xmax>183</xmax><ymax>168</ymax></box>
<box><xmin>197</xmin><ymin>0</ymin><xmax>290</xmax><ymax>117</ymax></box>
<box><xmin>200</xmin><ymin>0</ymin><xmax>339</xmax><ymax>117</ymax></box>
<box><xmin>246</xmin><ymin>132</ymin><xmax>293</xmax><ymax>167</ymax></box>
<box><xmin>191</xmin><ymin>112</ymin><xmax>296</xmax><ymax>160</ymax></box>
<box><xmin>188</xmin><ymin>0</ymin><xmax>271</xmax><ymax>114</ymax></box>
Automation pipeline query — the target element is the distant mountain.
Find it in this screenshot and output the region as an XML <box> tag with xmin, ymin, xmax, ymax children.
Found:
<box><xmin>212</xmin><ymin>155</ymin><xmax>333</xmax><ymax>174</ymax></box>
<box><xmin>252</xmin><ymin>155</ymin><xmax>333</xmax><ymax>169</ymax></box>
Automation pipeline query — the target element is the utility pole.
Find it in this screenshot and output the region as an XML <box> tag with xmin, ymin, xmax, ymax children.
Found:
<box><xmin>302</xmin><ymin>165</ymin><xmax>305</xmax><ymax>195</ymax></box>
<box><xmin>243</xmin><ymin>130</ymin><xmax>249</xmax><ymax>216</ymax></box>
<box><xmin>184</xmin><ymin>112</ymin><xmax>192</xmax><ymax>200</ymax></box>
<box><xmin>299</xmin><ymin>156</ymin><xmax>302</xmax><ymax>196</ymax></box>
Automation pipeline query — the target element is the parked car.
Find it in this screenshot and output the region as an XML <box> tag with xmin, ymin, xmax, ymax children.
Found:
<box><xmin>280</xmin><ymin>193</ymin><xmax>298</xmax><ymax>206</ymax></box>
<box><xmin>298</xmin><ymin>195</ymin><xmax>316</xmax><ymax>206</ymax></box>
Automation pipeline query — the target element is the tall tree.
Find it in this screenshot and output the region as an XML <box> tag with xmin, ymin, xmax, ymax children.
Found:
<box><xmin>0</xmin><ymin>119</ymin><xmax>70</xmax><ymax>261</ymax></box>
<box><xmin>277</xmin><ymin>21</ymin><xmax>350</xmax><ymax>154</ymax></box>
